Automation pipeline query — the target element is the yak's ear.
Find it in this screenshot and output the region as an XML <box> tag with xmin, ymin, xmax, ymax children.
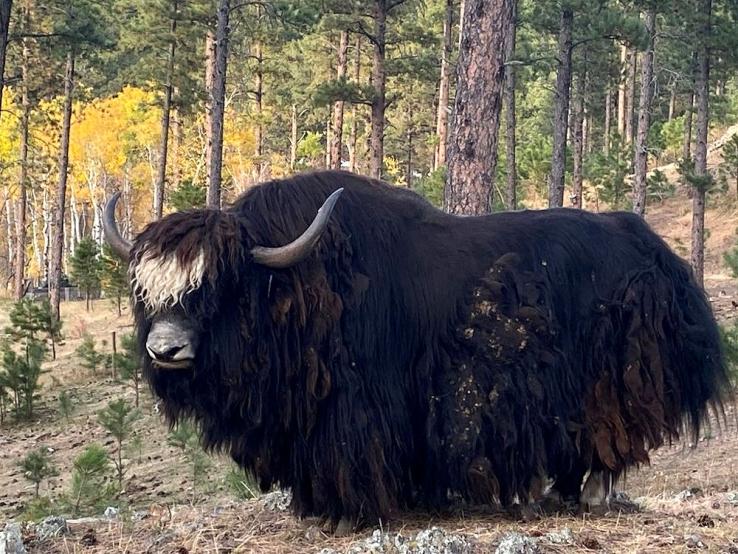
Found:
<box><xmin>250</xmin><ymin>188</ymin><xmax>343</xmax><ymax>269</ymax></box>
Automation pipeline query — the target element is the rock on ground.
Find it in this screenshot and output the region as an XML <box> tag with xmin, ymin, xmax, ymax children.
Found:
<box><xmin>319</xmin><ymin>527</ymin><xmax>473</xmax><ymax>554</ymax></box>
<box><xmin>0</xmin><ymin>522</ymin><xmax>26</xmax><ymax>554</ymax></box>
<box><xmin>34</xmin><ymin>517</ymin><xmax>68</xmax><ymax>541</ymax></box>
<box><xmin>261</xmin><ymin>490</ymin><xmax>292</xmax><ymax>512</ymax></box>
<box><xmin>495</xmin><ymin>532</ymin><xmax>540</xmax><ymax>554</ymax></box>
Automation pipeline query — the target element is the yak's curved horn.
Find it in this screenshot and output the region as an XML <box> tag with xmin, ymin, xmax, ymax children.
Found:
<box><xmin>103</xmin><ymin>192</ymin><xmax>133</xmax><ymax>260</ymax></box>
<box><xmin>251</xmin><ymin>188</ymin><xmax>344</xmax><ymax>269</ymax></box>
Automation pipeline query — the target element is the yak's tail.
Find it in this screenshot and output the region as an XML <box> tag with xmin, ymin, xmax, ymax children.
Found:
<box><xmin>586</xmin><ymin>245</ymin><xmax>732</xmax><ymax>473</ymax></box>
<box><xmin>654</xmin><ymin>248</ymin><xmax>732</xmax><ymax>440</ymax></box>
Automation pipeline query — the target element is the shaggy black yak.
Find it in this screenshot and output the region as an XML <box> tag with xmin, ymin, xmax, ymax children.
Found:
<box><xmin>104</xmin><ymin>170</ymin><xmax>728</xmax><ymax>530</ymax></box>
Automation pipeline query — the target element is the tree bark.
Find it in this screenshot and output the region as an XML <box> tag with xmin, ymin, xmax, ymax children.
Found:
<box><xmin>30</xmin><ymin>188</ymin><xmax>43</xmax><ymax>281</ymax></box>
<box><xmin>253</xmin><ymin>39</ymin><xmax>264</xmax><ymax>178</ymax></box>
<box><xmin>290</xmin><ymin>104</ymin><xmax>297</xmax><ymax>170</ymax></box>
<box><xmin>5</xmin><ymin>192</ymin><xmax>14</xmax><ymax>276</ymax></box>
<box><xmin>434</xmin><ymin>0</ymin><xmax>453</xmax><ymax>170</ymax></box>
<box><xmin>683</xmin><ymin>91</ymin><xmax>694</xmax><ymax>160</ymax></box>
<box><xmin>13</xmin><ymin>26</ymin><xmax>29</xmax><ymax>300</ymax></box>
<box><xmin>349</xmin><ymin>35</ymin><xmax>361</xmax><ymax>173</ymax></box>
<box><xmin>155</xmin><ymin>0</ymin><xmax>178</xmax><ymax>219</ymax></box>
<box><xmin>691</xmin><ymin>0</ymin><xmax>711</xmax><ymax>288</ymax></box>
<box><xmin>204</xmin><ymin>29</ymin><xmax>215</xmax><ymax>187</ymax></box>
<box><xmin>206</xmin><ymin>0</ymin><xmax>229</xmax><ymax>209</ymax></box>
<box><xmin>325</xmin><ymin>115</ymin><xmax>331</xmax><ymax>169</ymax></box>
<box><xmin>369</xmin><ymin>0</ymin><xmax>387</xmax><ymax>179</ymax></box>
<box><xmin>445</xmin><ymin>0</ymin><xmax>514</xmax><ymax>215</ymax></box>
<box><xmin>571</xmin><ymin>66</ymin><xmax>585</xmax><ymax>209</ymax></box>
<box><xmin>625</xmin><ymin>48</ymin><xmax>637</xmax><ymax>145</ymax></box>
<box><xmin>668</xmin><ymin>86</ymin><xmax>676</xmax><ymax>121</ymax></box>
<box><xmin>604</xmin><ymin>86</ymin><xmax>611</xmax><ymax>155</ymax></box>
<box><xmin>0</xmin><ymin>0</ymin><xmax>11</xmax><ymax>121</ymax></box>
<box><xmin>49</xmin><ymin>50</ymin><xmax>75</xmax><ymax>321</ymax></box>
<box><xmin>617</xmin><ymin>43</ymin><xmax>627</xmax><ymax>140</ymax></box>
<box><xmin>330</xmin><ymin>30</ymin><xmax>349</xmax><ymax>170</ymax></box>
<box><xmin>503</xmin><ymin>0</ymin><xmax>517</xmax><ymax>210</ymax></box>
<box><xmin>172</xmin><ymin>109</ymin><xmax>183</xmax><ymax>189</ymax></box>
<box><xmin>547</xmin><ymin>8</ymin><xmax>573</xmax><ymax>208</ymax></box>
<box><xmin>632</xmin><ymin>9</ymin><xmax>656</xmax><ymax>217</ymax></box>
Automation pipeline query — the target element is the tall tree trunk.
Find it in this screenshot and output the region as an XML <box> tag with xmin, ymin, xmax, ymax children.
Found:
<box><xmin>204</xmin><ymin>29</ymin><xmax>215</xmax><ymax>186</ymax></box>
<box><xmin>571</xmin><ymin>66</ymin><xmax>585</xmax><ymax>209</ymax></box>
<box><xmin>69</xmin><ymin>189</ymin><xmax>79</xmax><ymax>253</ymax></box>
<box><xmin>171</xmin><ymin>109</ymin><xmax>183</xmax><ymax>189</ymax></box>
<box><xmin>206</xmin><ymin>0</ymin><xmax>230</xmax><ymax>209</ymax></box>
<box><xmin>617</xmin><ymin>43</ymin><xmax>627</xmax><ymax>140</ymax></box>
<box><xmin>369</xmin><ymin>0</ymin><xmax>387</xmax><ymax>179</ymax></box>
<box><xmin>668</xmin><ymin>86</ymin><xmax>676</xmax><ymax>121</ymax></box>
<box><xmin>503</xmin><ymin>0</ymin><xmax>517</xmax><ymax>210</ymax></box>
<box><xmin>325</xmin><ymin>115</ymin><xmax>331</xmax><ymax>169</ymax></box>
<box><xmin>30</xmin><ymin>188</ymin><xmax>42</xmax><ymax>281</ymax></box>
<box><xmin>5</xmin><ymin>192</ymin><xmax>14</xmax><ymax>276</ymax></box>
<box><xmin>253</xmin><ymin>39</ymin><xmax>264</xmax><ymax>178</ymax></box>
<box><xmin>604</xmin><ymin>87</ymin><xmax>612</xmax><ymax>155</ymax></box>
<box><xmin>290</xmin><ymin>104</ymin><xmax>298</xmax><ymax>170</ymax></box>
<box><xmin>49</xmin><ymin>50</ymin><xmax>75</xmax><ymax>321</ymax></box>
<box><xmin>434</xmin><ymin>0</ymin><xmax>453</xmax><ymax>170</ymax></box>
<box><xmin>349</xmin><ymin>35</ymin><xmax>361</xmax><ymax>173</ymax></box>
<box><xmin>683</xmin><ymin>91</ymin><xmax>694</xmax><ymax>160</ymax></box>
<box><xmin>330</xmin><ymin>31</ymin><xmax>349</xmax><ymax>170</ymax></box>
<box><xmin>155</xmin><ymin>0</ymin><xmax>178</xmax><ymax>219</ymax></box>
<box><xmin>458</xmin><ymin>0</ymin><xmax>466</xmax><ymax>50</ymax></box>
<box><xmin>625</xmin><ymin>48</ymin><xmax>637</xmax><ymax>145</ymax></box>
<box><xmin>405</xmin><ymin>118</ymin><xmax>413</xmax><ymax>188</ymax></box>
<box><xmin>548</xmin><ymin>8</ymin><xmax>573</xmax><ymax>208</ymax></box>
<box><xmin>445</xmin><ymin>0</ymin><xmax>514</xmax><ymax>215</ymax></box>
<box><xmin>0</xmin><ymin>0</ymin><xmax>11</xmax><ymax>121</ymax></box>
<box><xmin>632</xmin><ymin>9</ymin><xmax>656</xmax><ymax>217</ymax></box>
<box><xmin>13</xmin><ymin>27</ymin><xmax>29</xmax><ymax>300</ymax></box>
<box><xmin>691</xmin><ymin>0</ymin><xmax>711</xmax><ymax>288</ymax></box>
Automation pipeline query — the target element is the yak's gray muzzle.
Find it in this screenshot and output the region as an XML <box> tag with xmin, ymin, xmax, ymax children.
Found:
<box><xmin>146</xmin><ymin>316</ymin><xmax>198</xmax><ymax>369</ymax></box>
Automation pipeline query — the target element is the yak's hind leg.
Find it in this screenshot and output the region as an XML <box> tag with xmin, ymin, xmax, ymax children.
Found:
<box><xmin>580</xmin><ymin>469</ymin><xmax>639</xmax><ymax>514</ymax></box>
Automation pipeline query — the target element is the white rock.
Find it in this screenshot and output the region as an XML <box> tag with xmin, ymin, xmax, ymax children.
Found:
<box><xmin>34</xmin><ymin>517</ymin><xmax>68</xmax><ymax>541</ymax></box>
<box><xmin>545</xmin><ymin>527</ymin><xmax>574</xmax><ymax>545</ymax></box>
<box><xmin>495</xmin><ymin>532</ymin><xmax>540</xmax><ymax>554</ymax></box>
<box><xmin>0</xmin><ymin>522</ymin><xmax>26</xmax><ymax>554</ymax></box>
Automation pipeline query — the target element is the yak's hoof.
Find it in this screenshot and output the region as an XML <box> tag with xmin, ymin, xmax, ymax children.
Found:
<box><xmin>537</xmin><ymin>493</ymin><xmax>578</xmax><ymax>515</ymax></box>
<box><xmin>509</xmin><ymin>503</ymin><xmax>542</xmax><ymax>522</ymax></box>
<box><xmin>320</xmin><ymin>517</ymin><xmax>356</xmax><ymax>536</ymax></box>
<box><xmin>607</xmin><ymin>492</ymin><xmax>640</xmax><ymax>513</ymax></box>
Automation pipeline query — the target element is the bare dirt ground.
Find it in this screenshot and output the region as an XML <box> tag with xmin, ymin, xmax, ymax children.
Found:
<box><xmin>2</xmin><ymin>143</ymin><xmax>738</xmax><ymax>552</ymax></box>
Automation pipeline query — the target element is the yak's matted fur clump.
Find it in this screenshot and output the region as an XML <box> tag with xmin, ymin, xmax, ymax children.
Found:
<box><xmin>131</xmin><ymin>170</ymin><xmax>729</xmax><ymax>525</ymax></box>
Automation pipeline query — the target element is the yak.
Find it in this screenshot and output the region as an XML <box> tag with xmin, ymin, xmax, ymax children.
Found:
<box><xmin>103</xmin><ymin>170</ymin><xmax>728</xmax><ymax>531</ymax></box>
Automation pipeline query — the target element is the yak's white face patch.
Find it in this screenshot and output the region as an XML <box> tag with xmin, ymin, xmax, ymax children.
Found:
<box><xmin>131</xmin><ymin>247</ymin><xmax>206</xmax><ymax>312</ymax></box>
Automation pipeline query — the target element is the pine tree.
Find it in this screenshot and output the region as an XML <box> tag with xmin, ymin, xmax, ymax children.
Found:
<box><xmin>168</xmin><ymin>421</ymin><xmax>211</xmax><ymax>501</ymax></box>
<box><xmin>76</xmin><ymin>334</ymin><xmax>104</xmax><ymax>375</ymax></box>
<box><xmin>445</xmin><ymin>0</ymin><xmax>514</xmax><ymax>214</ymax></box>
<box><xmin>19</xmin><ymin>447</ymin><xmax>58</xmax><ymax>498</ymax></box>
<box><xmin>69</xmin><ymin>238</ymin><xmax>102</xmax><ymax>311</ymax></box>
<box><xmin>100</xmin><ymin>243</ymin><xmax>129</xmax><ymax>317</ymax></box>
<box><xmin>721</xmin><ymin>134</ymin><xmax>738</xmax><ymax>201</ymax></box>
<box><xmin>98</xmin><ymin>398</ymin><xmax>141</xmax><ymax>493</ymax></box>
<box><xmin>114</xmin><ymin>334</ymin><xmax>142</xmax><ymax>407</ymax></box>
<box><xmin>65</xmin><ymin>444</ymin><xmax>113</xmax><ymax>516</ymax></box>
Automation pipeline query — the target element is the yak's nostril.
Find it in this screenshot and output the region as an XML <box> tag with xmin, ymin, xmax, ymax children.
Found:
<box><xmin>146</xmin><ymin>341</ymin><xmax>193</xmax><ymax>365</ymax></box>
<box><xmin>152</xmin><ymin>344</ymin><xmax>185</xmax><ymax>361</ymax></box>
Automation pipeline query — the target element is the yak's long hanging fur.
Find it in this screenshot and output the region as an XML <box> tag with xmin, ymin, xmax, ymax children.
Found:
<box><xmin>131</xmin><ymin>170</ymin><xmax>729</xmax><ymax>525</ymax></box>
